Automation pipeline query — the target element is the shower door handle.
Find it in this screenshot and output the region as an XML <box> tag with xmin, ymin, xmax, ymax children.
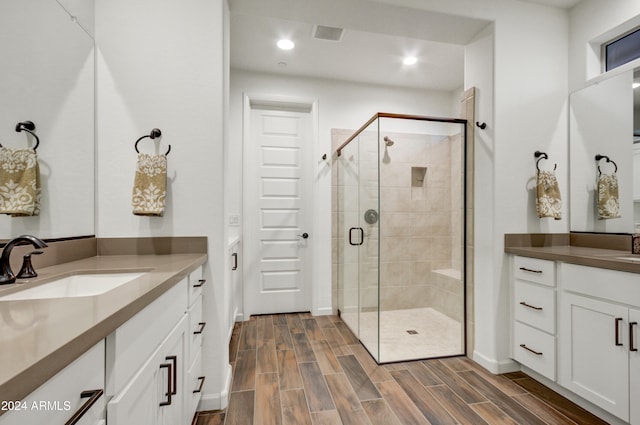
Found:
<box><xmin>349</xmin><ymin>227</ymin><xmax>364</xmax><ymax>246</ymax></box>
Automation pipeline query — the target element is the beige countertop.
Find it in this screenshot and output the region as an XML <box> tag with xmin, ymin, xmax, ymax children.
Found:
<box><xmin>505</xmin><ymin>245</ymin><xmax>640</xmax><ymax>273</ymax></box>
<box><xmin>0</xmin><ymin>253</ymin><xmax>207</xmax><ymax>405</ymax></box>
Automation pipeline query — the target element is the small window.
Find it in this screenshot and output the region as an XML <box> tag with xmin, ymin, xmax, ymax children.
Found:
<box><xmin>604</xmin><ymin>27</ymin><xmax>640</xmax><ymax>72</ymax></box>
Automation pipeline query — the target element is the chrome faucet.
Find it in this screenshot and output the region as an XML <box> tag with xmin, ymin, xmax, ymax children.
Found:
<box><xmin>0</xmin><ymin>235</ymin><xmax>48</xmax><ymax>285</ymax></box>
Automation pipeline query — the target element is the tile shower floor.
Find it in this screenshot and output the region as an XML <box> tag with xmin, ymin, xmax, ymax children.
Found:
<box><xmin>340</xmin><ymin>307</ymin><xmax>463</xmax><ymax>363</ymax></box>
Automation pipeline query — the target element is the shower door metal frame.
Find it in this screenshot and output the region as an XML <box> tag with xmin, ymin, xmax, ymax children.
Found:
<box><xmin>336</xmin><ymin>112</ymin><xmax>469</xmax><ymax>363</ymax></box>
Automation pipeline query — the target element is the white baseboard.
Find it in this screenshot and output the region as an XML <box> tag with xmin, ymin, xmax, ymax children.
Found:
<box><xmin>472</xmin><ymin>350</ymin><xmax>520</xmax><ymax>374</ymax></box>
<box><xmin>198</xmin><ymin>363</ymin><xmax>232</xmax><ymax>411</ymax></box>
<box><xmin>312</xmin><ymin>306</ymin><xmax>334</xmax><ymax>316</ymax></box>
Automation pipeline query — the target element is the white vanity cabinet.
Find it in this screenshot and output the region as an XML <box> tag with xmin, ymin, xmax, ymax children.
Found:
<box><xmin>184</xmin><ymin>267</ymin><xmax>206</xmax><ymax>425</ymax></box>
<box><xmin>106</xmin><ymin>265</ymin><xmax>205</xmax><ymax>425</ymax></box>
<box><xmin>510</xmin><ymin>256</ymin><xmax>557</xmax><ymax>380</ymax></box>
<box><xmin>229</xmin><ymin>239</ymin><xmax>241</xmax><ymax>333</ymax></box>
<box><xmin>0</xmin><ymin>340</ymin><xmax>105</xmax><ymax>425</ymax></box>
<box><xmin>558</xmin><ymin>263</ymin><xmax>640</xmax><ymax>424</ymax></box>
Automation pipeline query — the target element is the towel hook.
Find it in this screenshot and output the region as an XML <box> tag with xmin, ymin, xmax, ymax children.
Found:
<box><xmin>534</xmin><ymin>150</ymin><xmax>556</xmax><ymax>172</ymax></box>
<box><xmin>595</xmin><ymin>154</ymin><xmax>617</xmax><ymax>174</ymax></box>
<box><xmin>134</xmin><ymin>128</ymin><xmax>170</xmax><ymax>155</ymax></box>
<box><xmin>10</xmin><ymin>121</ymin><xmax>40</xmax><ymax>151</ymax></box>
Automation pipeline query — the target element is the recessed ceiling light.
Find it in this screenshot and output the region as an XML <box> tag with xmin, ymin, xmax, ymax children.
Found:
<box><xmin>277</xmin><ymin>39</ymin><xmax>295</xmax><ymax>50</ymax></box>
<box><xmin>403</xmin><ymin>56</ymin><xmax>417</xmax><ymax>66</ymax></box>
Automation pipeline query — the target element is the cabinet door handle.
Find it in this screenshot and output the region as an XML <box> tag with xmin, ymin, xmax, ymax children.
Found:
<box><xmin>64</xmin><ymin>389</ymin><xmax>103</xmax><ymax>425</ymax></box>
<box><xmin>519</xmin><ymin>344</ymin><xmax>543</xmax><ymax>356</ymax></box>
<box><xmin>232</xmin><ymin>252</ymin><xmax>238</xmax><ymax>270</ymax></box>
<box><xmin>194</xmin><ymin>322</ymin><xmax>206</xmax><ymax>335</ymax></box>
<box><xmin>194</xmin><ymin>279</ymin><xmax>206</xmax><ymax>288</ymax></box>
<box><xmin>519</xmin><ymin>267</ymin><xmax>542</xmax><ymax>274</ymax></box>
<box><xmin>159</xmin><ymin>363</ymin><xmax>172</xmax><ymax>406</ymax></box>
<box><xmin>615</xmin><ymin>318</ymin><xmax>623</xmax><ymax>346</ymax></box>
<box><xmin>519</xmin><ymin>301</ymin><xmax>543</xmax><ymax>311</ymax></box>
<box><xmin>631</xmin><ymin>322</ymin><xmax>638</xmax><ymax>352</ymax></box>
<box><xmin>194</xmin><ymin>376</ymin><xmax>206</xmax><ymax>393</ymax></box>
<box><xmin>166</xmin><ymin>355</ymin><xmax>177</xmax><ymax>395</ymax></box>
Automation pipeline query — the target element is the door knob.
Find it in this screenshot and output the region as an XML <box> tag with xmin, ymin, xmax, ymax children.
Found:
<box><xmin>298</xmin><ymin>233</ymin><xmax>309</xmax><ymax>239</ymax></box>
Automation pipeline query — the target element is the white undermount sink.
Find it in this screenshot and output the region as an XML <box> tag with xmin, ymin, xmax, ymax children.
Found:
<box><xmin>0</xmin><ymin>272</ymin><xmax>146</xmax><ymax>301</ymax></box>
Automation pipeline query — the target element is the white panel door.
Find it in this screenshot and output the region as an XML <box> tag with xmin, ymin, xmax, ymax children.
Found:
<box><xmin>244</xmin><ymin>105</ymin><xmax>312</xmax><ymax>317</ymax></box>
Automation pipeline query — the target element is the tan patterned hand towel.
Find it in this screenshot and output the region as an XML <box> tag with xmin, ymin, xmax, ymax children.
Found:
<box><xmin>0</xmin><ymin>147</ymin><xmax>41</xmax><ymax>216</ymax></box>
<box><xmin>536</xmin><ymin>170</ymin><xmax>561</xmax><ymax>220</ymax></box>
<box><xmin>132</xmin><ymin>153</ymin><xmax>167</xmax><ymax>216</ymax></box>
<box><xmin>597</xmin><ymin>173</ymin><xmax>620</xmax><ymax>219</ymax></box>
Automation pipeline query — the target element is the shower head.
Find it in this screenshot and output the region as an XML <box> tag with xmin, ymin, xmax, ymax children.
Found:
<box><xmin>383</xmin><ymin>136</ymin><xmax>394</xmax><ymax>147</ymax></box>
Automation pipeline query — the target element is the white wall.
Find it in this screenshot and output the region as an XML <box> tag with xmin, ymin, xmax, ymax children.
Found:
<box><xmin>95</xmin><ymin>0</ymin><xmax>229</xmax><ymax>409</ymax></box>
<box><xmin>230</xmin><ymin>69</ymin><xmax>459</xmax><ymax>316</ymax></box>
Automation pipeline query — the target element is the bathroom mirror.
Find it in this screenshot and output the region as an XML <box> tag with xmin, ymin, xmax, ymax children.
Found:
<box><xmin>0</xmin><ymin>0</ymin><xmax>95</xmax><ymax>240</ymax></box>
<box><xmin>569</xmin><ymin>68</ymin><xmax>637</xmax><ymax>233</ymax></box>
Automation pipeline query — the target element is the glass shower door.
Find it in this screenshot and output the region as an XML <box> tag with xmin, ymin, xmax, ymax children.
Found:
<box><xmin>337</xmin><ymin>124</ymin><xmax>381</xmax><ymax>362</ymax></box>
<box><xmin>357</xmin><ymin>128</ymin><xmax>380</xmax><ymax>362</ymax></box>
<box><xmin>337</xmin><ymin>134</ymin><xmax>361</xmax><ymax>340</ymax></box>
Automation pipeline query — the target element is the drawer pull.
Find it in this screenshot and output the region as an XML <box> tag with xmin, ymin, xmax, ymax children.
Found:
<box><xmin>519</xmin><ymin>267</ymin><xmax>542</xmax><ymax>274</ymax></box>
<box><xmin>615</xmin><ymin>318</ymin><xmax>623</xmax><ymax>346</ymax></box>
<box><xmin>166</xmin><ymin>356</ymin><xmax>178</xmax><ymax>395</ymax></box>
<box><xmin>159</xmin><ymin>363</ymin><xmax>172</xmax><ymax>406</ymax></box>
<box><xmin>194</xmin><ymin>322</ymin><xmax>206</xmax><ymax>335</ymax></box>
<box><xmin>64</xmin><ymin>389</ymin><xmax>103</xmax><ymax>425</ymax></box>
<box><xmin>519</xmin><ymin>301</ymin><xmax>543</xmax><ymax>311</ymax></box>
<box><xmin>194</xmin><ymin>279</ymin><xmax>206</xmax><ymax>288</ymax></box>
<box><xmin>631</xmin><ymin>322</ymin><xmax>638</xmax><ymax>352</ymax></box>
<box><xmin>194</xmin><ymin>376</ymin><xmax>206</xmax><ymax>393</ymax></box>
<box><xmin>519</xmin><ymin>344</ymin><xmax>543</xmax><ymax>356</ymax></box>
<box><xmin>232</xmin><ymin>252</ymin><xmax>238</xmax><ymax>270</ymax></box>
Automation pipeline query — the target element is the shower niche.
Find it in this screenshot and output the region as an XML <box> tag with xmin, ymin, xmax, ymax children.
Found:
<box><xmin>336</xmin><ymin>113</ymin><xmax>467</xmax><ymax>363</ymax></box>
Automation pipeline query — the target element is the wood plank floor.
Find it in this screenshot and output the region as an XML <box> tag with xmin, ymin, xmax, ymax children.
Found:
<box><xmin>194</xmin><ymin>313</ymin><xmax>608</xmax><ymax>425</ymax></box>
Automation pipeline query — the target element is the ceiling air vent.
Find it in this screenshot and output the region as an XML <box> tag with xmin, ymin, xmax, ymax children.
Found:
<box><xmin>312</xmin><ymin>25</ymin><xmax>344</xmax><ymax>41</ymax></box>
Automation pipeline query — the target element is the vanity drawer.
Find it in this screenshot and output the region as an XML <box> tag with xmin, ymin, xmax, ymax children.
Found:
<box><xmin>514</xmin><ymin>256</ymin><xmax>555</xmax><ymax>287</ymax></box>
<box><xmin>514</xmin><ymin>280</ymin><xmax>555</xmax><ymax>334</ymax></box>
<box><xmin>188</xmin><ymin>294</ymin><xmax>204</xmax><ymax>366</ymax></box>
<box><xmin>185</xmin><ymin>350</ymin><xmax>204</xmax><ymax>425</ymax></box>
<box><xmin>513</xmin><ymin>321</ymin><xmax>556</xmax><ymax>381</ymax></box>
<box><xmin>188</xmin><ymin>266</ymin><xmax>205</xmax><ymax>306</ymax></box>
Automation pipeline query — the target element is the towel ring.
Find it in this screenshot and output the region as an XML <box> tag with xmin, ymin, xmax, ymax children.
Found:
<box><xmin>0</xmin><ymin>121</ymin><xmax>40</xmax><ymax>151</ymax></box>
<box><xmin>134</xmin><ymin>128</ymin><xmax>171</xmax><ymax>155</ymax></box>
<box><xmin>534</xmin><ymin>150</ymin><xmax>556</xmax><ymax>171</ymax></box>
<box><xmin>595</xmin><ymin>154</ymin><xmax>617</xmax><ymax>174</ymax></box>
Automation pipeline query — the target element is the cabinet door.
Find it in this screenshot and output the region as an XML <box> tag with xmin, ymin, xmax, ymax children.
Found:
<box><xmin>630</xmin><ymin>308</ymin><xmax>640</xmax><ymax>425</ymax></box>
<box><xmin>559</xmin><ymin>292</ymin><xmax>629</xmax><ymax>421</ymax></box>
<box><xmin>108</xmin><ymin>317</ymin><xmax>186</xmax><ymax>425</ymax></box>
<box><xmin>160</xmin><ymin>324</ymin><xmax>185</xmax><ymax>425</ymax></box>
